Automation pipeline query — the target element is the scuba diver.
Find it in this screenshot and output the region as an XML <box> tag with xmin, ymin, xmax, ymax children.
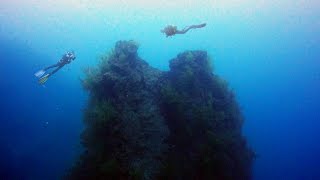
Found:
<box><xmin>34</xmin><ymin>51</ymin><xmax>76</xmax><ymax>84</ymax></box>
<box><xmin>161</xmin><ymin>23</ymin><xmax>206</xmax><ymax>37</ymax></box>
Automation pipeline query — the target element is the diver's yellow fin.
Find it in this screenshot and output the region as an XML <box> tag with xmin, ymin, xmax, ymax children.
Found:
<box><xmin>38</xmin><ymin>74</ymin><xmax>50</xmax><ymax>85</ymax></box>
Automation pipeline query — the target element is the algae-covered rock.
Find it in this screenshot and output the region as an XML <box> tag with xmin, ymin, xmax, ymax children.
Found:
<box><xmin>159</xmin><ymin>51</ymin><xmax>253</xmax><ymax>180</ymax></box>
<box><xmin>68</xmin><ymin>41</ymin><xmax>254</xmax><ymax>180</ymax></box>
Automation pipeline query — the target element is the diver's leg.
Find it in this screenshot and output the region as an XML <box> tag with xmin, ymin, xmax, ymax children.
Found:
<box><xmin>178</xmin><ymin>23</ymin><xmax>206</xmax><ymax>34</ymax></box>
<box><xmin>35</xmin><ymin>63</ymin><xmax>61</xmax><ymax>78</ymax></box>
<box><xmin>35</xmin><ymin>63</ymin><xmax>59</xmax><ymax>77</ymax></box>
<box><xmin>44</xmin><ymin>63</ymin><xmax>60</xmax><ymax>71</ymax></box>
<box><xmin>38</xmin><ymin>65</ymin><xmax>64</xmax><ymax>84</ymax></box>
<box><xmin>48</xmin><ymin>65</ymin><xmax>64</xmax><ymax>76</ymax></box>
<box><xmin>189</xmin><ymin>23</ymin><xmax>206</xmax><ymax>30</ymax></box>
<box><xmin>177</xmin><ymin>26</ymin><xmax>193</xmax><ymax>34</ymax></box>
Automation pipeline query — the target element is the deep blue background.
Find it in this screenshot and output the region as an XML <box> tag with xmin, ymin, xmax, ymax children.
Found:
<box><xmin>0</xmin><ymin>39</ymin><xmax>84</xmax><ymax>179</ymax></box>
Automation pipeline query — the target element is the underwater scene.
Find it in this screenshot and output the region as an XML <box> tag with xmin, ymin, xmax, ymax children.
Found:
<box><xmin>0</xmin><ymin>0</ymin><xmax>319</xmax><ymax>180</ymax></box>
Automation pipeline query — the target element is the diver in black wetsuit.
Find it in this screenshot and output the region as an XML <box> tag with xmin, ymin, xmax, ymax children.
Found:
<box><xmin>35</xmin><ymin>51</ymin><xmax>76</xmax><ymax>84</ymax></box>
<box><xmin>161</xmin><ymin>23</ymin><xmax>207</xmax><ymax>37</ymax></box>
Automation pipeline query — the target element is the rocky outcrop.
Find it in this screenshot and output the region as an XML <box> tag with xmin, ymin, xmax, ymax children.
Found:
<box><xmin>67</xmin><ymin>40</ymin><xmax>254</xmax><ymax>180</ymax></box>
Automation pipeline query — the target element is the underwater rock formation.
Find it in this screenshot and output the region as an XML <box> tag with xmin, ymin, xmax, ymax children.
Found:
<box><xmin>67</xmin><ymin>40</ymin><xmax>254</xmax><ymax>180</ymax></box>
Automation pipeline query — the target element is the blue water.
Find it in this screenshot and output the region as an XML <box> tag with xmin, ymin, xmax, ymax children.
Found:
<box><xmin>1</xmin><ymin>1</ymin><xmax>319</xmax><ymax>179</ymax></box>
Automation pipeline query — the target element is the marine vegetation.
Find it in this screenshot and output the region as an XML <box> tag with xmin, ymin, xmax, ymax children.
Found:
<box><xmin>67</xmin><ymin>40</ymin><xmax>254</xmax><ymax>180</ymax></box>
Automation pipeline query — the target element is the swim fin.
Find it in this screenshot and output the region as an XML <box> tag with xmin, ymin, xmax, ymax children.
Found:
<box><xmin>38</xmin><ymin>74</ymin><xmax>50</xmax><ymax>85</ymax></box>
<box><xmin>34</xmin><ymin>70</ymin><xmax>46</xmax><ymax>78</ymax></box>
